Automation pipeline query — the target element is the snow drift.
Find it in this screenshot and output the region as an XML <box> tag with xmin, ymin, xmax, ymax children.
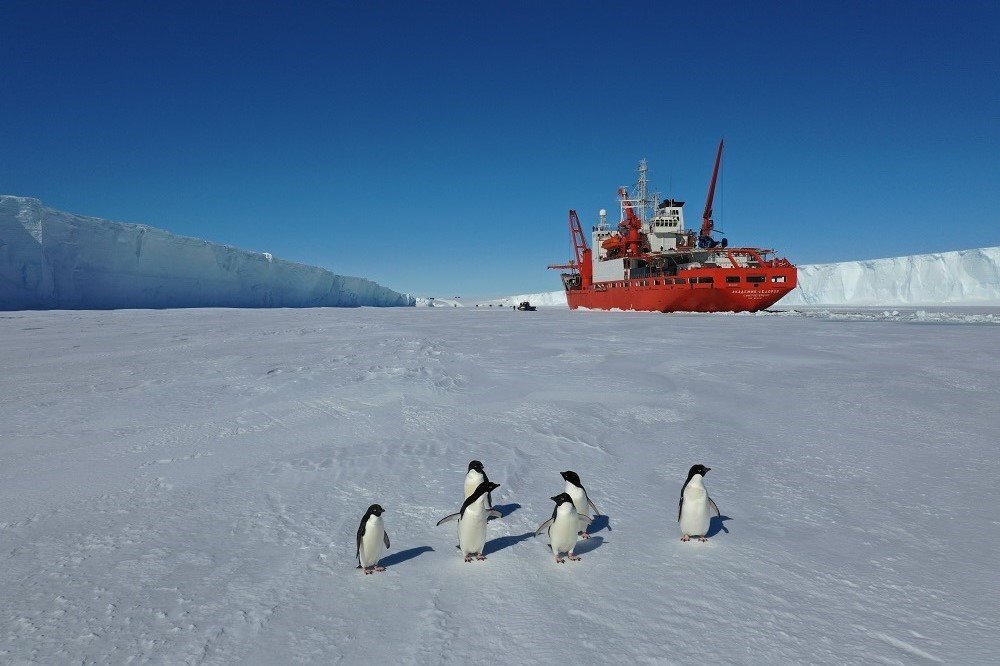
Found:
<box><xmin>0</xmin><ymin>196</ymin><xmax>413</xmax><ymax>310</ymax></box>
<box><xmin>492</xmin><ymin>247</ymin><xmax>1000</xmax><ymax>308</ymax></box>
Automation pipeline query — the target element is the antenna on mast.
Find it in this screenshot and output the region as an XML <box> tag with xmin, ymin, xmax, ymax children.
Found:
<box><xmin>635</xmin><ymin>159</ymin><xmax>648</xmax><ymax>222</ymax></box>
<box><xmin>631</xmin><ymin>158</ymin><xmax>659</xmax><ymax>223</ymax></box>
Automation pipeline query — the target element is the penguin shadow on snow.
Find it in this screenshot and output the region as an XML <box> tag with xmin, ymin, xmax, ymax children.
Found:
<box><xmin>588</xmin><ymin>514</ymin><xmax>611</xmax><ymax>534</ymax></box>
<box><xmin>706</xmin><ymin>515</ymin><xmax>732</xmax><ymax>538</ymax></box>
<box><xmin>379</xmin><ymin>546</ymin><xmax>434</xmax><ymax>568</ymax></box>
<box><xmin>484</xmin><ymin>531</ymin><xmax>535</xmax><ymax>555</ymax></box>
<box><xmin>489</xmin><ymin>502</ymin><xmax>521</xmax><ymax>519</ymax></box>
<box><xmin>568</xmin><ymin>535</ymin><xmax>605</xmax><ymax>556</ymax></box>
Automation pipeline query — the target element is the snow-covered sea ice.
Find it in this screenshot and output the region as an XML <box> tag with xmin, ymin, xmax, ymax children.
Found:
<box><xmin>2</xmin><ymin>306</ymin><xmax>998</xmax><ymax>662</ymax></box>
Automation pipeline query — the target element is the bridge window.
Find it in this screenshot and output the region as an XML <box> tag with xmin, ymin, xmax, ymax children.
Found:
<box><xmin>747</xmin><ymin>276</ymin><xmax>766</xmax><ymax>283</ymax></box>
<box><xmin>771</xmin><ymin>276</ymin><xmax>786</xmax><ymax>283</ymax></box>
<box><xmin>726</xmin><ymin>276</ymin><xmax>740</xmax><ymax>283</ymax></box>
<box><xmin>698</xmin><ymin>277</ymin><xmax>714</xmax><ymax>284</ymax></box>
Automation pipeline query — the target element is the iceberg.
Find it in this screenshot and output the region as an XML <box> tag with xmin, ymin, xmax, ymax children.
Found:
<box><xmin>0</xmin><ymin>196</ymin><xmax>413</xmax><ymax>310</ymax></box>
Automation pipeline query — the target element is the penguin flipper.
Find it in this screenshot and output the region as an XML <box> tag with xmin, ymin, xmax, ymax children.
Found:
<box><xmin>487</xmin><ymin>509</ymin><xmax>502</xmax><ymax>519</ymax></box>
<box><xmin>708</xmin><ymin>497</ymin><xmax>720</xmax><ymax>517</ymax></box>
<box><xmin>436</xmin><ymin>513</ymin><xmax>460</xmax><ymax>527</ymax></box>
<box><xmin>383</xmin><ymin>531</ymin><xmax>390</xmax><ymax>548</ymax></box>
<box><xmin>587</xmin><ymin>497</ymin><xmax>601</xmax><ymax>516</ymax></box>
<box><xmin>534</xmin><ymin>518</ymin><xmax>554</xmax><ymax>536</ymax></box>
<box><xmin>677</xmin><ymin>497</ymin><xmax>683</xmax><ymax>522</ymax></box>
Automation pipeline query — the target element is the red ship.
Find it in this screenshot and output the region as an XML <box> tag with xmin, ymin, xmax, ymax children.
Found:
<box><xmin>549</xmin><ymin>141</ymin><xmax>797</xmax><ymax>312</ymax></box>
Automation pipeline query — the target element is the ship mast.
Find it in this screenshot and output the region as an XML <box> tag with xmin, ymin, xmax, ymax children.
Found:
<box><xmin>629</xmin><ymin>158</ymin><xmax>659</xmax><ymax>223</ymax></box>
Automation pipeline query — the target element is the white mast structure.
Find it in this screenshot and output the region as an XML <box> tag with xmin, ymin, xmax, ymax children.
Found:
<box><xmin>620</xmin><ymin>158</ymin><xmax>660</xmax><ymax>225</ymax></box>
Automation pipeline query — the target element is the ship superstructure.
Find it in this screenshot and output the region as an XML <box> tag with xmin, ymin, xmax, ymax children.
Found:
<box><xmin>549</xmin><ymin>141</ymin><xmax>797</xmax><ymax>312</ymax></box>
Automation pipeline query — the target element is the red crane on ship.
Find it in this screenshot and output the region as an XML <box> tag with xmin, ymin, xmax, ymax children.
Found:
<box><xmin>618</xmin><ymin>186</ymin><xmax>647</xmax><ymax>256</ymax></box>
<box><xmin>698</xmin><ymin>139</ymin><xmax>726</xmax><ymax>249</ymax></box>
<box><xmin>601</xmin><ymin>186</ymin><xmax>650</xmax><ymax>259</ymax></box>
<box><xmin>548</xmin><ymin>210</ymin><xmax>593</xmax><ymax>287</ymax></box>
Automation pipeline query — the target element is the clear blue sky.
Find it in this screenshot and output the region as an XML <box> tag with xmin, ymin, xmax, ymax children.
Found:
<box><xmin>2</xmin><ymin>1</ymin><xmax>998</xmax><ymax>297</ymax></box>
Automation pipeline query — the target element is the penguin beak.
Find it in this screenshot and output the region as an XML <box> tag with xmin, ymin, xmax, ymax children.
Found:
<box><xmin>705</xmin><ymin>467</ymin><xmax>711</xmax><ymax>473</ymax></box>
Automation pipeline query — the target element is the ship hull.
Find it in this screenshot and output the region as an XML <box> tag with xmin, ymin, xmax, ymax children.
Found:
<box><xmin>565</xmin><ymin>267</ymin><xmax>797</xmax><ymax>313</ymax></box>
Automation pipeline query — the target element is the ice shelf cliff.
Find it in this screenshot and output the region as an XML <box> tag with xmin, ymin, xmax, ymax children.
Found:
<box><xmin>778</xmin><ymin>247</ymin><xmax>1000</xmax><ymax>306</ymax></box>
<box><xmin>490</xmin><ymin>247</ymin><xmax>1000</xmax><ymax>308</ymax></box>
<box><xmin>0</xmin><ymin>196</ymin><xmax>413</xmax><ymax>310</ymax></box>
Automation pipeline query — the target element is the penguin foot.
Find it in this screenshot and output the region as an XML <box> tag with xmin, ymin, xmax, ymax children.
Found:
<box><xmin>579</xmin><ymin>532</ymin><xmax>591</xmax><ymax>540</ymax></box>
<box><xmin>567</xmin><ymin>553</ymin><xmax>581</xmax><ymax>561</ymax></box>
<box><xmin>681</xmin><ymin>535</ymin><xmax>691</xmax><ymax>542</ymax></box>
<box><xmin>555</xmin><ymin>557</ymin><xmax>565</xmax><ymax>564</ymax></box>
<box><xmin>464</xmin><ymin>555</ymin><xmax>474</xmax><ymax>562</ymax></box>
<box><xmin>698</xmin><ymin>536</ymin><xmax>708</xmax><ymax>543</ymax></box>
<box><xmin>476</xmin><ymin>553</ymin><xmax>486</xmax><ymax>561</ymax></box>
<box><xmin>374</xmin><ymin>565</ymin><xmax>386</xmax><ymax>571</ymax></box>
<box><xmin>363</xmin><ymin>568</ymin><xmax>373</xmax><ymax>575</ymax></box>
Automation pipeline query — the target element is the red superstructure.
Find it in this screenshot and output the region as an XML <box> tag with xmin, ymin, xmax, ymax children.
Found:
<box><xmin>549</xmin><ymin>142</ymin><xmax>797</xmax><ymax>313</ymax></box>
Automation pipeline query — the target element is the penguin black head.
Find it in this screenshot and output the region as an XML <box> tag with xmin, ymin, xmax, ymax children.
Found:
<box><xmin>366</xmin><ymin>504</ymin><xmax>385</xmax><ymax>517</ymax></box>
<box><xmin>550</xmin><ymin>492</ymin><xmax>574</xmax><ymax>505</ymax></box>
<box><xmin>560</xmin><ymin>470</ymin><xmax>582</xmax><ymax>487</ymax></box>
<box><xmin>468</xmin><ymin>460</ymin><xmax>484</xmax><ymax>472</ymax></box>
<box><xmin>686</xmin><ymin>464</ymin><xmax>711</xmax><ymax>480</ymax></box>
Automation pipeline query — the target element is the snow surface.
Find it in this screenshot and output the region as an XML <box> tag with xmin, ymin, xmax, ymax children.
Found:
<box><xmin>0</xmin><ymin>196</ymin><xmax>413</xmax><ymax>310</ymax></box>
<box><xmin>493</xmin><ymin>247</ymin><xmax>1000</xmax><ymax>309</ymax></box>
<box><xmin>3</xmin><ymin>307</ymin><xmax>999</xmax><ymax>663</ymax></box>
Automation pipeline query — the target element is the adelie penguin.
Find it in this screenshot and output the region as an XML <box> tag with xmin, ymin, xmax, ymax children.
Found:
<box><xmin>560</xmin><ymin>470</ymin><xmax>601</xmax><ymax>538</ymax></box>
<box><xmin>464</xmin><ymin>460</ymin><xmax>493</xmax><ymax>508</ymax></box>
<box><xmin>356</xmin><ymin>504</ymin><xmax>390</xmax><ymax>574</ymax></box>
<box><xmin>535</xmin><ymin>492</ymin><xmax>591</xmax><ymax>563</ymax></box>
<box><xmin>436</xmin><ymin>481</ymin><xmax>502</xmax><ymax>562</ymax></box>
<box><xmin>678</xmin><ymin>464</ymin><xmax>721</xmax><ymax>542</ymax></box>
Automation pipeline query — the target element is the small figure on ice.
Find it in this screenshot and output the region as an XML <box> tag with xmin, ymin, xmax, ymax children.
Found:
<box><xmin>535</xmin><ymin>492</ymin><xmax>591</xmax><ymax>563</ymax></box>
<box><xmin>678</xmin><ymin>464</ymin><xmax>721</xmax><ymax>542</ymax></box>
<box><xmin>560</xmin><ymin>470</ymin><xmax>601</xmax><ymax>538</ymax></box>
<box><xmin>437</xmin><ymin>481</ymin><xmax>502</xmax><ymax>562</ymax></box>
<box><xmin>356</xmin><ymin>503</ymin><xmax>390</xmax><ymax>574</ymax></box>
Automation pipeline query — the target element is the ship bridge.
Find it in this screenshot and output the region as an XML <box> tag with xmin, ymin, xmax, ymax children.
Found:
<box><xmin>647</xmin><ymin>198</ymin><xmax>686</xmax><ymax>252</ymax></box>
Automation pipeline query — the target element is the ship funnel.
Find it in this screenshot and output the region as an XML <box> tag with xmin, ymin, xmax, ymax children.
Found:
<box><xmin>599</xmin><ymin>209</ymin><xmax>607</xmax><ymax>226</ymax></box>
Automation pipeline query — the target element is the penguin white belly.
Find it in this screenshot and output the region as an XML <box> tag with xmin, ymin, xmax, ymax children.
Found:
<box><xmin>458</xmin><ymin>507</ymin><xmax>489</xmax><ymax>555</ymax></box>
<box><xmin>565</xmin><ymin>483</ymin><xmax>590</xmax><ymax>518</ymax></box>
<box><xmin>549</xmin><ymin>508</ymin><xmax>580</xmax><ymax>555</ymax></box>
<box><xmin>464</xmin><ymin>470</ymin><xmax>484</xmax><ymax>499</ymax></box>
<box><xmin>680</xmin><ymin>486</ymin><xmax>711</xmax><ymax>537</ymax></box>
<box><xmin>359</xmin><ymin>516</ymin><xmax>385</xmax><ymax>567</ymax></box>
